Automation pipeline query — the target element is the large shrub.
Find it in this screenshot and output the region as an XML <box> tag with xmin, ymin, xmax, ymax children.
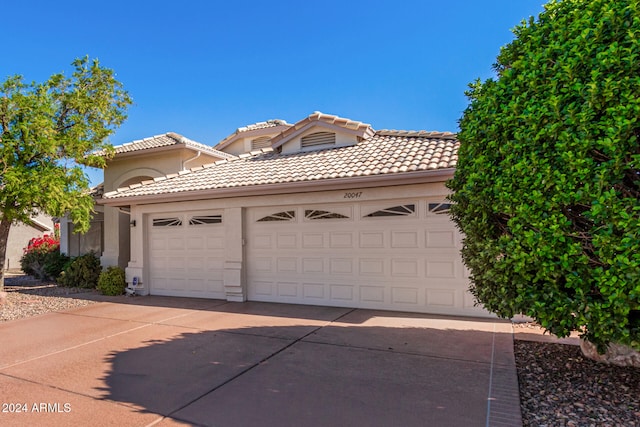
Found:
<box><xmin>97</xmin><ymin>266</ymin><xmax>126</xmax><ymax>296</ymax></box>
<box><xmin>58</xmin><ymin>252</ymin><xmax>101</xmax><ymax>288</ymax></box>
<box><xmin>20</xmin><ymin>233</ymin><xmax>69</xmax><ymax>280</ymax></box>
<box><xmin>448</xmin><ymin>0</ymin><xmax>640</xmax><ymax>351</ymax></box>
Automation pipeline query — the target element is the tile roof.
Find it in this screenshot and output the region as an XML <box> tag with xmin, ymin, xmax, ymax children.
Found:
<box><xmin>237</xmin><ymin>119</ymin><xmax>289</xmax><ymax>132</ymax></box>
<box><xmin>99</xmin><ymin>132</ymin><xmax>235</xmax><ymax>159</ymax></box>
<box><xmin>103</xmin><ymin>130</ymin><xmax>459</xmax><ymax>200</ymax></box>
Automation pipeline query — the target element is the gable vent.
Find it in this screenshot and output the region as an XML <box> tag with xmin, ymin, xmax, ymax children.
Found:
<box><xmin>251</xmin><ymin>136</ymin><xmax>271</xmax><ymax>150</ymax></box>
<box><xmin>301</xmin><ymin>131</ymin><xmax>336</xmax><ymax>148</ymax></box>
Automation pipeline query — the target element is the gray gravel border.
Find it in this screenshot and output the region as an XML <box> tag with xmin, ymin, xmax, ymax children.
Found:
<box><xmin>1</xmin><ymin>275</ymin><xmax>98</xmax><ymax>322</ymax></box>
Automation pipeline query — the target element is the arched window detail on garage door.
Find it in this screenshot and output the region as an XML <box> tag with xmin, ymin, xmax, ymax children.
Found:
<box><xmin>153</xmin><ymin>217</ymin><xmax>183</xmax><ymax>227</ymax></box>
<box><xmin>428</xmin><ymin>202</ymin><xmax>452</xmax><ymax>215</ymax></box>
<box><xmin>257</xmin><ymin>211</ymin><xmax>296</xmax><ymax>222</ymax></box>
<box><xmin>305</xmin><ymin>210</ymin><xmax>350</xmax><ymax>220</ymax></box>
<box><xmin>189</xmin><ymin>215</ymin><xmax>222</xmax><ymax>225</ymax></box>
<box><xmin>364</xmin><ymin>204</ymin><xmax>415</xmax><ymax>217</ymax></box>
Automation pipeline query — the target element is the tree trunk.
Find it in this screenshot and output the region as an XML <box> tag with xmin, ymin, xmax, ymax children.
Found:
<box><xmin>0</xmin><ymin>219</ymin><xmax>12</xmax><ymax>292</ymax></box>
<box><xmin>580</xmin><ymin>340</ymin><xmax>640</xmax><ymax>368</ymax></box>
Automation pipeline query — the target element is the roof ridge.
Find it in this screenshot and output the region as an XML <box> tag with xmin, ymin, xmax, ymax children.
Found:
<box><xmin>375</xmin><ymin>129</ymin><xmax>458</xmax><ymax>139</ymax></box>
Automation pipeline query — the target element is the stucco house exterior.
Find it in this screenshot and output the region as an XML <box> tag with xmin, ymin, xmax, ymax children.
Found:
<box><xmin>4</xmin><ymin>213</ymin><xmax>54</xmax><ymax>271</ymax></box>
<box><xmin>63</xmin><ymin>112</ymin><xmax>488</xmax><ymax>317</ymax></box>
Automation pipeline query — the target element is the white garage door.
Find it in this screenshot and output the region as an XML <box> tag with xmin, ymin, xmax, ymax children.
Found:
<box><xmin>147</xmin><ymin>211</ymin><xmax>226</xmax><ymax>299</ymax></box>
<box><xmin>246</xmin><ymin>199</ymin><xmax>483</xmax><ymax>316</ymax></box>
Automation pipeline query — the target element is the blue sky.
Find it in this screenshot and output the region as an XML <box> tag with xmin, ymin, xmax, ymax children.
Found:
<box><xmin>3</xmin><ymin>1</ymin><xmax>544</xmax><ymax>185</ymax></box>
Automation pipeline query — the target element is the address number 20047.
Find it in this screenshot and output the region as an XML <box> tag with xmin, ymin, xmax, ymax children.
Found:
<box><xmin>343</xmin><ymin>192</ymin><xmax>363</xmax><ymax>199</ymax></box>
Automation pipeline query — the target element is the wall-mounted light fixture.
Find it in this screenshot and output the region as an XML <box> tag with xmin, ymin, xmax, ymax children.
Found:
<box><xmin>130</xmin><ymin>220</ymin><xmax>136</xmax><ymax>227</ymax></box>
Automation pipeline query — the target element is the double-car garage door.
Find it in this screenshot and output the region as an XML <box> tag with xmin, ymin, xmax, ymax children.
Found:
<box><xmin>147</xmin><ymin>199</ymin><xmax>480</xmax><ymax>315</ymax></box>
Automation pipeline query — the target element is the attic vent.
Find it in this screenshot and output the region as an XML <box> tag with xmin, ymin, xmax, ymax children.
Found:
<box><xmin>301</xmin><ymin>131</ymin><xmax>336</xmax><ymax>148</ymax></box>
<box><xmin>251</xmin><ymin>136</ymin><xmax>271</xmax><ymax>150</ymax></box>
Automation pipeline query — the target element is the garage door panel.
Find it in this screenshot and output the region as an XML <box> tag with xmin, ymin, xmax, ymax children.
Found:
<box><xmin>302</xmin><ymin>233</ymin><xmax>324</xmax><ymax>248</ymax></box>
<box><xmin>426</xmin><ymin>260</ymin><xmax>457</xmax><ymax>278</ymax></box>
<box><xmin>391</xmin><ymin>231</ymin><xmax>419</xmax><ymax>248</ymax></box>
<box><xmin>426</xmin><ymin>230</ymin><xmax>457</xmax><ymax>248</ymax></box>
<box><xmin>427</xmin><ymin>289</ymin><xmax>457</xmax><ymax>307</ymax></box>
<box><xmin>359</xmin><ymin>258</ymin><xmax>385</xmax><ymax>276</ymax></box>
<box><xmin>390</xmin><ymin>258</ymin><xmax>419</xmax><ymax>277</ymax></box>
<box><xmin>277</xmin><ymin>282</ymin><xmax>299</xmax><ymax>297</ymax></box>
<box><xmin>302</xmin><ymin>258</ymin><xmax>324</xmax><ymax>273</ymax></box>
<box><xmin>360</xmin><ymin>285</ymin><xmax>385</xmax><ymax>303</ymax></box>
<box><xmin>329</xmin><ymin>284</ymin><xmax>354</xmax><ymax>301</ymax></box>
<box><xmin>247</xmin><ymin>200</ymin><xmax>486</xmax><ymax>316</ymax></box>
<box><xmin>329</xmin><ymin>232</ymin><xmax>354</xmax><ymax>248</ymax></box>
<box><xmin>252</xmin><ymin>281</ymin><xmax>273</xmax><ymax>296</ymax></box>
<box><xmin>359</xmin><ymin>231</ymin><xmax>385</xmax><ymax>248</ymax></box>
<box><xmin>276</xmin><ymin>233</ymin><xmax>297</xmax><ymax>249</ymax></box>
<box><xmin>303</xmin><ymin>283</ymin><xmax>325</xmax><ymax>299</ymax></box>
<box><xmin>391</xmin><ymin>287</ymin><xmax>419</xmax><ymax>305</ymax></box>
<box><xmin>277</xmin><ymin>257</ymin><xmax>298</xmax><ymax>273</ymax></box>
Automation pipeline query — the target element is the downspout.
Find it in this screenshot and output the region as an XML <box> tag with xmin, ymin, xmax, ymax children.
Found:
<box><xmin>182</xmin><ymin>151</ymin><xmax>201</xmax><ymax>171</ymax></box>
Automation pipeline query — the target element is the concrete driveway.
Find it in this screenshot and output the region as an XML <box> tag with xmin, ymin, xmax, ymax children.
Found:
<box><xmin>0</xmin><ymin>296</ymin><xmax>521</xmax><ymax>427</ymax></box>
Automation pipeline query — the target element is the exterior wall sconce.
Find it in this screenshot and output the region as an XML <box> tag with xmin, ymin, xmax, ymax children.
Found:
<box><xmin>130</xmin><ymin>220</ymin><xmax>136</xmax><ymax>227</ymax></box>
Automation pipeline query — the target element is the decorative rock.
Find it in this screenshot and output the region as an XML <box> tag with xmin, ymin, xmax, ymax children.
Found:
<box><xmin>580</xmin><ymin>340</ymin><xmax>640</xmax><ymax>368</ymax></box>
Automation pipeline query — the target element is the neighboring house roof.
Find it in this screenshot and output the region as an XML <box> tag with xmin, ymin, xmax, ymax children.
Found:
<box><xmin>26</xmin><ymin>218</ymin><xmax>53</xmax><ymax>233</ymax></box>
<box><xmin>101</xmin><ymin>129</ymin><xmax>458</xmax><ymax>204</ymax></box>
<box><xmin>97</xmin><ymin>132</ymin><xmax>236</xmax><ymax>160</ymax></box>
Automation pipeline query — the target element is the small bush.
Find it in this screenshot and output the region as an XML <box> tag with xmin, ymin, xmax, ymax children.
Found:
<box><xmin>42</xmin><ymin>251</ymin><xmax>71</xmax><ymax>280</ymax></box>
<box><xmin>58</xmin><ymin>252</ymin><xmax>101</xmax><ymax>288</ymax></box>
<box><xmin>97</xmin><ymin>266</ymin><xmax>126</xmax><ymax>296</ymax></box>
<box><xmin>20</xmin><ymin>233</ymin><xmax>69</xmax><ymax>280</ymax></box>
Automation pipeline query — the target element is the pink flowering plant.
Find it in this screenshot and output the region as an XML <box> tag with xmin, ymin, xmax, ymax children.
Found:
<box><xmin>20</xmin><ymin>227</ymin><xmax>69</xmax><ymax>280</ymax></box>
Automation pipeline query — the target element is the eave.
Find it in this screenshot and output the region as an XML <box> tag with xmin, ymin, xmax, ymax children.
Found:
<box><xmin>98</xmin><ymin>168</ymin><xmax>455</xmax><ymax>207</ymax></box>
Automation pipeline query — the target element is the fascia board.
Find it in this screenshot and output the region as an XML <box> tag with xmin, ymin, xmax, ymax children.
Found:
<box><xmin>98</xmin><ymin>168</ymin><xmax>455</xmax><ymax>207</ymax></box>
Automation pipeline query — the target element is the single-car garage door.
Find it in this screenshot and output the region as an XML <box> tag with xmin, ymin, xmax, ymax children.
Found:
<box><xmin>246</xmin><ymin>199</ymin><xmax>484</xmax><ymax>316</ymax></box>
<box><xmin>147</xmin><ymin>210</ymin><xmax>226</xmax><ymax>299</ymax></box>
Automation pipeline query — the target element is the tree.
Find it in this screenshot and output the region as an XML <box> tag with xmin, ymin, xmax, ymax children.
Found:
<box><xmin>447</xmin><ymin>0</ymin><xmax>640</xmax><ymax>352</ymax></box>
<box><xmin>0</xmin><ymin>57</ymin><xmax>131</xmax><ymax>290</ymax></box>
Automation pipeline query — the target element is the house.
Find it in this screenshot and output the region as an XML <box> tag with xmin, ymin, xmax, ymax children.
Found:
<box><xmin>4</xmin><ymin>213</ymin><xmax>54</xmax><ymax>271</ymax></box>
<box><xmin>66</xmin><ymin>112</ymin><xmax>488</xmax><ymax>317</ymax></box>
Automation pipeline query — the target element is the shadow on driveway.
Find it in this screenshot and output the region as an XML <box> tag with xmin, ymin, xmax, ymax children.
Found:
<box><xmin>93</xmin><ymin>306</ymin><xmax>518</xmax><ymax>427</ymax></box>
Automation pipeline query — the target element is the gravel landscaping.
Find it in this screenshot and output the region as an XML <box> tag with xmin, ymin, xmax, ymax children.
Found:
<box><xmin>0</xmin><ymin>274</ymin><xmax>98</xmax><ymax>322</ymax></box>
<box><xmin>515</xmin><ymin>340</ymin><xmax>640</xmax><ymax>426</ymax></box>
<box><xmin>1</xmin><ymin>273</ymin><xmax>639</xmax><ymax>425</ymax></box>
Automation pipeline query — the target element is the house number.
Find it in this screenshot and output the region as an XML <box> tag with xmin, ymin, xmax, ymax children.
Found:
<box><xmin>343</xmin><ymin>192</ymin><xmax>363</xmax><ymax>199</ymax></box>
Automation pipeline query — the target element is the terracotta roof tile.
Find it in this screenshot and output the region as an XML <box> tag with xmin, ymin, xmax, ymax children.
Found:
<box><xmin>98</xmin><ymin>132</ymin><xmax>235</xmax><ymax>159</ymax></box>
<box><xmin>104</xmin><ymin>130</ymin><xmax>458</xmax><ymax>200</ymax></box>
<box><xmin>237</xmin><ymin>119</ymin><xmax>289</xmax><ymax>132</ymax></box>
